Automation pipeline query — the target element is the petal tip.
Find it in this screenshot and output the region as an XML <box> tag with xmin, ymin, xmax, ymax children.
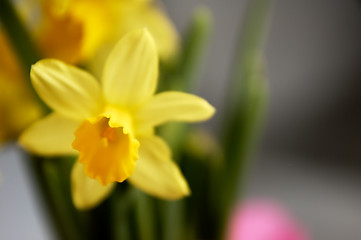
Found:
<box><xmin>181</xmin><ymin>180</ymin><xmax>191</xmax><ymax>197</ymax></box>
<box><xmin>206</xmin><ymin>102</ymin><xmax>216</xmax><ymax>118</ymax></box>
<box><xmin>18</xmin><ymin>132</ymin><xmax>30</xmax><ymax>152</ymax></box>
<box><xmin>71</xmin><ymin>162</ymin><xmax>116</xmax><ymax>210</ymax></box>
<box><xmin>102</xmin><ymin>27</ymin><xmax>158</xmax><ymax>106</ymax></box>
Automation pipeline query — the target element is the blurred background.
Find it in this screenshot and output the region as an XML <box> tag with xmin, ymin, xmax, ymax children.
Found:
<box><xmin>1</xmin><ymin>0</ymin><xmax>361</xmax><ymax>239</ymax></box>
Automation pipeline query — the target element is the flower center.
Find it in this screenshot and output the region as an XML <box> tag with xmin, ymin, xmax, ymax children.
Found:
<box><xmin>101</xmin><ymin>124</ymin><xmax>118</xmax><ymax>143</ymax></box>
<box><xmin>72</xmin><ymin>116</ymin><xmax>139</xmax><ymax>185</ymax></box>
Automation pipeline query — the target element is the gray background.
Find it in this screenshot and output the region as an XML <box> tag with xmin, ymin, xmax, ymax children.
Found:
<box><xmin>1</xmin><ymin>0</ymin><xmax>361</xmax><ymax>239</ymax></box>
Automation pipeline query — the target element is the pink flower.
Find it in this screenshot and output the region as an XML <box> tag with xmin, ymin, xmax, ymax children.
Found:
<box><xmin>227</xmin><ymin>200</ymin><xmax>309</xmax><ymax>240</ymax></box>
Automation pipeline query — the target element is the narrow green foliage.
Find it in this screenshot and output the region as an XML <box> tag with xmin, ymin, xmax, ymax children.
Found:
<box><xmin>111</xmin><ymin>185</ymin><xmax>137</xmax><ymax>240</ymax></box>
<box><xmin>1</xmin><ymin>2</ymin><xmax>80</xmax><ymax>239</ymax></box>
<box><xmin>159</xmin><ymin>7</ymin><xmax>213</xmax><ymax>156</ymax></box>
<box><xmin>0</xmin><ymin>0</ymin><xmax>39</xmax><ymax>70</ymax></box>
<box><xmin>219</xmin><ymin>0</ymin><xmax>273</xmax><ymax>238</ymax></box>
<box><xmin>178</xmin><ymin>7</ymin><xmax>212</xmax><ymax>92</ymax></box>
<box><xmin>0</xmin><ymin>0</ymin><xmax>49</xmax><ymax>112</ymax></box>
<box><xmin>24</xmin><ymin>155</ymin><xmax>84</xmax><ymax>240</ymax></box>
<box><xmin>135</xmin><ymin>191</ymin><xmax>156</xmax><ymax>240</ymax></box>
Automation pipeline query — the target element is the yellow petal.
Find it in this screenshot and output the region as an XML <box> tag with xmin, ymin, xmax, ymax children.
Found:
<box><xmin>31</xmin><ymin>59</ymin><xmax>103</xmax><ymax>120</ymax></box>
<box><xmin>0</xmin><ymin>79</ymin><xmax>43</xmax><ymax>143</ymax></box>
<box><xmin>141</xmin><ymin>7</ymin><xmax>179</xmax><ymax>61</ymax></box>
<box><xmin>71</xmin><ymin>0</ymin><xmax>124</xmax><ymax>61</ymax></box>
<box><xmin>71</xmin><ymin>161</ymin><xmax>116</xmax><ymax>210</ymax></box>
<box><xmin>120</xmin><ymin>0</ymin><xmax>151</xmax><ymax>4</ymax></box>
<box><xmin>0</xmin><ymin>30</ymin><xmax>24</xmax><ymax>80</ymax></box>
<box><xmin>19</xmin><ymin>113</ymin><xmax>79</xmax><ymax>156</ymax></box>
<box><xmin>0</xmin><ymin>31</ymin><xmax>44</xmax><ymax>143</ymax></box>
<box><xmin>128</xmin><ymin>135</ymin><xmax>190</xmax><ymax>199</ymax></box>
<box><xmin>116</xmin><ymin>1</ymin><xmax>179</xmax><ymax>60</ymax></box>
<box><xmin>43</xmin><ymin>0</ymin><xmax>70</xmax><ymax>16</ymax></box>
<box><xmin>135</xmin><ymin>91</ymin><xmax>215</xmax><ymax>130</ymax></box>
<box><xmin>102</xmin><ymin>28</ymin><xmax>158</xmax><ymax>107</ymax></box>
<box><xmin>36</xmin><ymin>5</ymin><xmax>83</xmax><ymax>63</ymax></box>
<box><xmin>72</xmin><ymin>117</ymin><xmax>139</xmax><ymax>185</ymax></box>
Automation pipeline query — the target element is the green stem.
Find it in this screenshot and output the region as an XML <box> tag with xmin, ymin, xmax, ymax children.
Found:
<box><xmin>181</xmin><ymin>129</ymin><xmax>224</xmax><ymax>239</ymax></box>
<box><xmin>0</xmin><ymin>0</ymin><xmax>48</xmax><ymax>112</ymax></box>
<box><xmin>135</xmin><ymin>191</ymin><xmax>155</xmax><ymax>240</ymax></box>
<box><xmin>1</xmin><ymin>1</ymin><xmax>81</xmax><ymax>238</ymax></box>
<box><xmin>42</xmin><ymin>158</ymin><xmax>84</xmax><ymax>240</ymax></box>
<box><xmin>111</xmin><ymin>185</ymin><xmax>137</xmax><ymax>240</ymax></box>
<box><xmin>160</xmin><ymin>200</ymin><xmax>185</xmax><ymax>240</ymax></box>
<box><xmin>158</xmin><ymin>6</ymin><xmax>212</xmax><ymax>92</ymax></box>
<box><xmin>158</xmin><ymin>7</ymin><xmax>212</xmax><ymax>157</ymax></box>
<box><xmin>26</xmin><ymin>156</ymin><xmax>66</xmax><ymax>239</ymax></box>
<box><xmin>179</xmin><ymin>6</ymin><xmax>212</xmax><ymax>92</ymax></box>
<box><xmin>219</xmin><ymin>0</ymin><xmax>273</xmax><ymax>238</ymax></box>
<box><xmin>0</xmin><ymin>0</ymin><xmax>39</xmax><ymax>70</ymax></box>
<box><xmin>24</xmin><ymin>155</ymin><xmax>83</xmax><ymax>240</ymax></box>
<box><xmin>156</xmin><ymin>9</ymin><xmax>213</xmax><ymax>240</ymax></box>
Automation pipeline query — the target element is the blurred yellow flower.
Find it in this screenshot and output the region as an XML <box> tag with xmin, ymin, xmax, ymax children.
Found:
<box><xmin>34</xmin><ymin>0</ymin><xmax>179</xmax><ymax>63</ymax></box>
<box><xmin>114</xmin><ymin>0</ymin><xmax>179</xmax><ymax>60</ymax></box>
<box><xmin>0</xmin><ymin>0</ymin><xmax>177</xmax><ymax>144</ymax></box>
<box><xmin>20</xmin><ymin>29</ymin><xmax>214</xmax><ymax>209</ymax></box>
<box><xmin>0</xmin><ymin>31</ymin><xmax>43</xmax><ymax>144</ymax></box>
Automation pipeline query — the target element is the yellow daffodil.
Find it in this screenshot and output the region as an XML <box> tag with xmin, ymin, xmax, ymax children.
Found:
<box><xmin>1</xmin><ymin>0</ymin><xmax>177</xmax><ymax>143</ymax></box>
<box><xmin>0</xmin><ymin>31</ymin><xmax>43</xmax><ymax>144</ymax></box>
<box><xmin>32</xmin><ymin>0</ymin><xmax>178</xmax><ymax>63</ymax></box>
<box><xmin>20</xmin><ymin>29</ymin><xmax>214</xmax><ymax>210</ymax></box>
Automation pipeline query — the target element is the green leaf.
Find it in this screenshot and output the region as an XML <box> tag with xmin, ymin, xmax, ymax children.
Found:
<box><xmin>218</xmin><ymin>0</ymin><xmax>273</xmax><ymax>238</ymax></box>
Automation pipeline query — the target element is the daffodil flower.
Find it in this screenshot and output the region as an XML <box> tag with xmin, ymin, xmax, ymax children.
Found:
<box><xmin>33</xmin><ymin>0</ymin><xmax>179</xmax><ymax>63</ymax></box>
<box><xmin>20</xmin><ymin>29</ymin><xmax>215</xmax><ymax>210</ymax></box>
